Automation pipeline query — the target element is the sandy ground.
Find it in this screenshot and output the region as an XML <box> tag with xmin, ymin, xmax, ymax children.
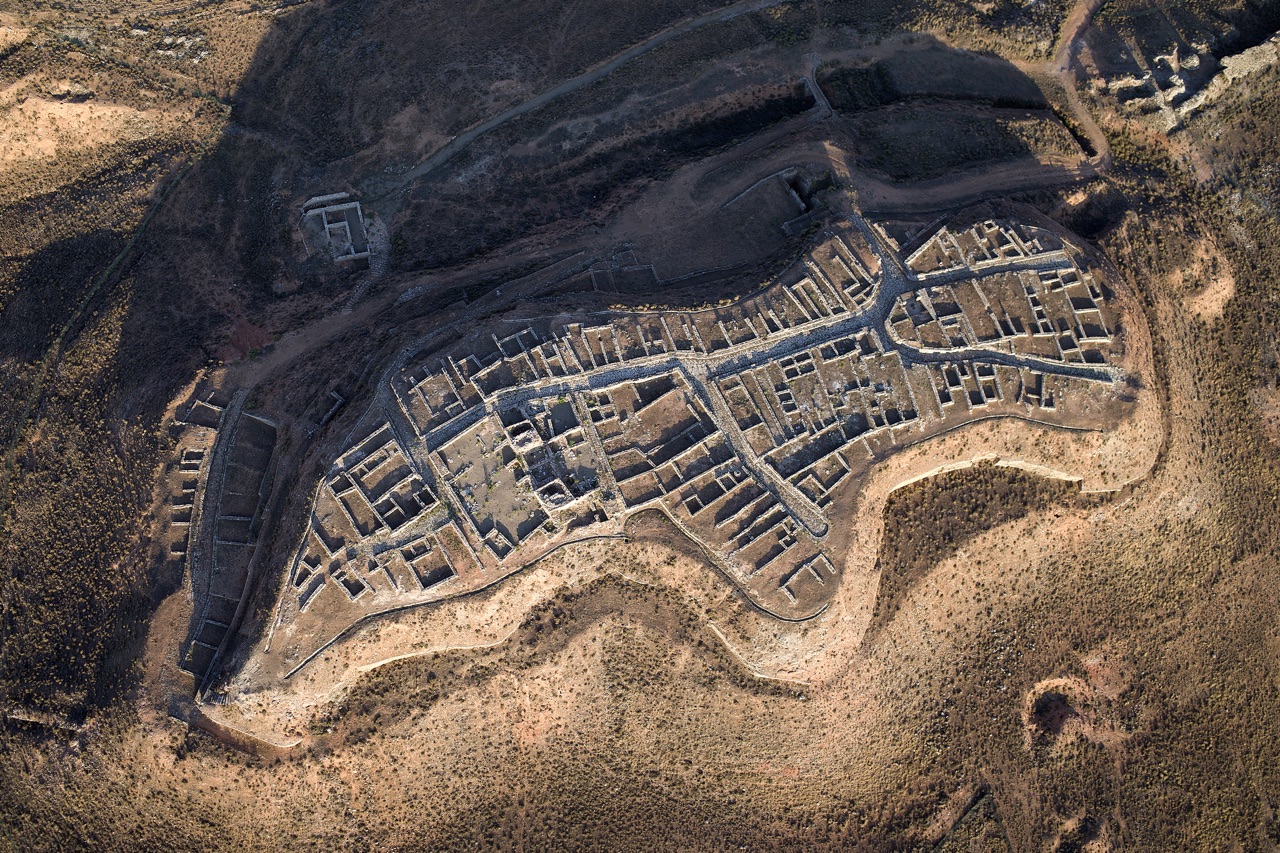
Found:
<box><xmin>0</xmin><ymin>23</ymin><xmax>28</xmax><ymax>51</ymax></box>
<box><xmin>1179</xmin><ymin>236</ymin><xmax>1237</xmax><ymax>320</ymax></box>
<box><xmin>0</xmin><ymin>98</ymin><xmax>174</xmax><ymax>164</ymax></box>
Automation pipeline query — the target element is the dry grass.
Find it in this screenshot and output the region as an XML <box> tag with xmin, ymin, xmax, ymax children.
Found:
<box><xmin>4</xmin><ymin>0</ymin><xmax>1280</xmax><ymax>848</ymax></box>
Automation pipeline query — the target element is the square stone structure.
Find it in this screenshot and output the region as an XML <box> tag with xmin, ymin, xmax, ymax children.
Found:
<box><xmin>300</xmin><ymin>192</ymin><xmax>370</xmax><ymax>263</ymax></box>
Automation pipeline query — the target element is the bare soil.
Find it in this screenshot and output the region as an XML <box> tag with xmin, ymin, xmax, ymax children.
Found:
<box><xmin>6</xmin><ymin>0</ymin><xmax>1280</xmax><ymax>848</ymax></box>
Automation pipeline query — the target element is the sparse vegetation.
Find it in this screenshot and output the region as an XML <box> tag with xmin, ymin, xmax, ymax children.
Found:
<box><xmin>871</xmin><ymin>463</ymin><xmax>1079</xmax><ymax>637</ymax></box>
<box><xmin>3</xmin><ymin>0</ymin><xmax>1280</xmax><ymax>848</ymax></box>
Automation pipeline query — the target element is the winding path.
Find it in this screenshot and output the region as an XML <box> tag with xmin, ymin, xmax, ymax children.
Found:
<box><xmin>365</xmin><ymin>0</ymin><xmax>1112</xmax><ymax>215</ymax></box>
<box><xmin>365</xmin><ymin>0</ymin><xmax>797</xmax><ymax>204</ymax></box>
<box><xmin>1037</xmin><ymin>0</ymin><xmax>1112</xmax><ymax>170</ymax></box>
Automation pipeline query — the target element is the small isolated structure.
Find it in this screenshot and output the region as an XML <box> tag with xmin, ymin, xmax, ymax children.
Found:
<box><xmin>300</xmin><ymin>192</ymin><xmax>370</xmax><ymax>263</ymax></box>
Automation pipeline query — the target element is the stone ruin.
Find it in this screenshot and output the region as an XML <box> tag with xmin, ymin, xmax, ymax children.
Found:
<box><xmin>261</xmin><ymin>209</ymin><xmax>1140</xmax><ymax>674</ymax></box>
<box><xmin>299</xmin><ymin>192</ymin><xmax>370</xmax><ymax>264</ymax></box>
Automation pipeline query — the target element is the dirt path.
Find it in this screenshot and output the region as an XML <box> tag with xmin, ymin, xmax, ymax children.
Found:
<box><xmin>1053</xmin><ymin>0</ymin><xmax>1105</xmax><ymax>71</ymax></box>
<box><xmin>366</xmin><ymin>0</ymin><xmax>795</xmax><ymax>206</ymax></box>
<box><xmin>851</xmin><ymin>157</ymin><xmax>1092</xmax><ymax>214</ymax></box>
<box><xmin>223</xmin><ymin>0</ymin><xmax>1115</xmax><ymax>393</ymax></box>
<box><xmin>1038</xmin><ymin>0</ymin><xmax>1111</xmax><ymax>169</ymax></box>
<box><xmin>853</xmin><ymin>0</ymin><xmax>1111</xmax><ymax>213</ymax></box>
<box><xmin>226</xmin><ymin>289</ymin><xmax>390</xmax><ymax>388</ymax></box>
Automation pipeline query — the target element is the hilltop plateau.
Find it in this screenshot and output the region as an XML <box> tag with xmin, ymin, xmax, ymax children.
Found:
<box><xmin>2</xmin><ymin>0</ymin><xmax>1280</xmax><ymax>848</ymax></box>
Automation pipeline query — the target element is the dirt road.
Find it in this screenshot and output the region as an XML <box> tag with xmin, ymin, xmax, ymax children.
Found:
<box><xmin>259</xmin><ymin>0</ymin><xmax>1114</xmax><ymax>381</ymax></box>
<box><xmin>1039</xmin><ymin>0</ymin><xmax>1112</xmax><ymax>170</ymax></box>
<box><xmin>850</xmin><ymin>157</ymin><xmax>1090</xmax><ymax>215</ymax></box>
<box><xmin>854</xmin><ymin>0</ymin><xmax>1111</xmax><ymax>213</ymax></box>
<box><xmin>367</xmin><ymin>0</ymin><xmax>796</xmax><ymax>205</ymax></box>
